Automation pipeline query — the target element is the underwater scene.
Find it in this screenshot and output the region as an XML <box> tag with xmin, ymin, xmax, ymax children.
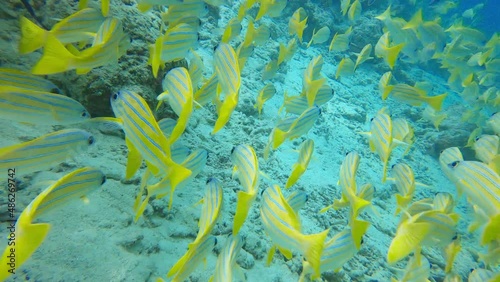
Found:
<box><xmin>0</xmin><ymin>0</ymin><xmax>499</xmax><ymax>281</ymax></box>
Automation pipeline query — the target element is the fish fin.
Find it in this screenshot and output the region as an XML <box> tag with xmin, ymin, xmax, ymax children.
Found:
<box><xmin>387</xmin><ymin>222</ymin><xmax>431</xmax><ymax>264</ymax></box>
<box><xmin>487</xmin><ymin>155</ymin><xmax>500</xmax><ymax>175</ymax></box>
<box><xmin>19</xmin><ymin>16</ymin><xmax>48</xmax><ymax>54</ymax></box>
<box><xmin>277</xmin><ymin>246</ymin><xmax>293</xmax><ymax>260</ymax></box>
<box><xmin>350</xmin><ymin>193</ymin><xmax>371</xmax><ymax>218</ymax></box>
<box><xmin>302</xmin><ymin>229</ymin><xmax>329</xmax><ymax>279</ymax></box>
<box><xmin>169</xmin><ymin>97</ymin><xmax>193</xmax><ymax>144</ymax></box>
<box><xmin>165</xmin><ymin>164</ymin><xmax>192</xmax><ymax>210</ymax></box>
<box><xmin>395</xmin><ymin>194</ymin><xmax>411</xmax><ymax>215</ymax></box>
<box><xmin>350</xmin><ymin>218</ymin><xmax>370</xmax><ymax>250</ymax></box>
<box><xmin>101</xmin><ymin>0</ymin><xmax>110</xmax><ymax>16</ymax></box>
<box><xmin>319</xmin><ymin>204</ymin><xmax>332</xmax><ymax>213</ymax></box>
<box><xmin>481</xmin><ymin>213</ymin><xmax>500</xmax><ymax>245</ymax></box>
<box><xmin>385</xmin><ymin>43</ymin><xmax>405</xmax><ymax>69</ymax></box>
<box><xmin>125</xmin><ymin>138</ymin><xmax>143</xmax><ymax>179</ymax></box>
<box><xmin>31</xmin><ymin>35</ymin><xmax>75</xmax><ymax>75</ymax></box>
<box><xmin>233</xmin><ymin>191</ymin><xmax>257</xmax><ymax>234</ymax></box>
<box><xmin>266</xmin><ymin>245</ymin><xmax>276</xmax><ymax>266</ymax></box>
<box><xmin>285</xmin><ymin>163</ymin><xmax>305</xmax><ymax>188</ymax></box>
<box><xmin>426</xmin><ymin>93</ymin><xmax>447</xmax><ymax>112</ymax></box>
<box><xmin>382</xmin><ymin>85</ymin><xmax>394</xmax><ymax>100</ymax></box>
<box><xmin>134</xmin><ymin>195</ymin><xmax>150</xmax><ymax>222</ymax></box>
<box><xmin>272</xmin><ymin>128</ymin><xmax>287</xmax><ymax>149</ymax></box>
<box><xmin>137</xmin><ymin>3</ymin><xmax>153</xmax><ymax>12</ymax></box>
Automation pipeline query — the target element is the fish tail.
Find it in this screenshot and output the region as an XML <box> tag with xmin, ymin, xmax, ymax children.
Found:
<box><xmin>0</xmin><ymin>222</ymin><xmax>51</xmax><ymax>281</ymax></box>
<box><xmin>31</xmin><ymin>35</ymin><xmax>75</xmax><ymax>75</ymax></box>
<box><xmin>385</xmin><ymin>43</ymin><xmax>404</xmax><ymax>69</ymax></box>
<box><xmin>150</xmin><ymin>38</ymin><xmax>163</xmax><ymax>78</ymax></box>
<box><xmin>101</xmin><ymin>0</ymin><xmax>110</xmax><ymax>16</ymax></box>
<box><xmin>233</xmin><ymin>191</ymin><xmax>256</xmax><ymax>234</ymax></box>
<box><xmin>350</xmin><ymin>194</ymin><xmax>371</xmax><ymax>218</ymax></box>
<box><xmin>272</xmin><ymin>128</ymin><xmax>287</xmax><ymax>149</ymax></box>
<box><xmin>381</xmin><ymin>85</ymin><xmax>394</xmax><ymax>100</ymax></box>
<box><xmin>350</xmin><ymin>217</ymin><xmax>370</xmax><ymax>250</ymax></box>
<box><xmin>306</xmin><ymin>78</ymin><xmax>326</xmax><ymax>107</ymax></box>
<box><xmin>395</xmin><ymin>194</ymin><xmax>411</xmax><ymax>215</ymax></box>
<box><xmin>134</xmin><ymin>195</ymin><xmax>150</xmax><ymax>222</ymax></box>
<box><xmin>165</xmin><ymin>163</ymin><xmax>192</xmax><ymax>209</ymax></box>
<box><xmin>426</xmin><ymin>93</ymin><xmax>447</xmax><ymax>111</ymax></box>
<box><xmin>481</xmin><ymin>214</ymin><xmax>500</xmax><ymax>245</ymax></box>
<box><xmin>285</xmin><ymin>164</ymin><xmax>305</xmax><ymax>188</ymax></box>
<box><xmin>302</xmin><ymin>228</ymin><xmax>329</xmax><ymax>279</ymax></box>
<box><xmin>19</xmin><ymin>16</ymin><xmax>48</xmax><ymax>54</ymax></box>
<box><xmin>78</xmin><ymin>0</ymin><xmax>89</xmax><ymax>10</ymax></box>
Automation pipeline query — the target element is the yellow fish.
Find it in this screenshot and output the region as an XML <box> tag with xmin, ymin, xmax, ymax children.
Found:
<box><xmin>221</xmin><ymin>17</ymin><xmax>242</xmax><ymax>43</ymax></box>
<box><xmin>329</xmin><ymin>26</ymin><xmax>352</xmax><ymax>52</ymax></box>
<box><xmin>167</xmin><ymin>235</ymin><xmax>216</xmax><ymax>282</ymax></box>
<box><xmin>194</xmin><ymin>73</ymin><xmax>218</xmax><ymax>107</ymax></box>
<box><xmin>272</xmin><ymin>106</ymin><xmax>321</xmax><ymax>150</ymax></box>
<box><xmin>378</xmin><ymin>72</ymin><xmax>393</xmax><ymax>100</ymax></box>
<box><xmin>388</xmin><ymin>163</ymin><xmax>428</xmax><ymax>214</ymax></box>
<box><xmin>422</xmin><ymin>106</ymin><xmax>447</xmax><ymax>130</ymax></box>
<box><xmin>0</xmin><ymin>129</ymin><xmax>94</xmax><ymax>181</ymax></box>
<box><xmin>19</xmin><ymin>8</ymin><xmax>104</xmax><ymax>54</ymax></box>
<box><xmin>385</xmin><ymin>83</ymin><xmax>447</xmax><ymax>111</ymax></box>
<box><xmin>157</xmin><ymin>67</ymin><xmax>194</xmax><ymax>144</ymax></box>
<box><xmin>277</xmin><ymin>38</ymin><xmax>298</xmax><ymax>65</ymax></box>
<box><xmin>286</xmin><ymin>139</ymin><xmax>314</xmax><ymax>188</ymax></box>
<box><xmin>374</xmin><ymin>32</ymin><xmax>404</xmax><ymax>69</ymax></box>
<box><xmin>212</xmin><ymin>235</ymin><xmax>244</xmax><ymax>282</ymax></box>
<box><xmin>288</xmin><ymin>7</ymin><xmax>308</xmax><ymax>43</ymax></box>
<box><xmin>231</xmin><ymin>145</ymin><xmax>259</xmax><ymax>235</ymax></box>
<box><xmin>302</xmin><ymin>55</ymin><xmax>326</xmax><ymax>106</ymax></box>
<box><xmin>260</xmin><ymin>184</ymin><xmax>329</xmax><ymax>279</ymax></box>
<box><xmin>0</xmin><ymin>86</ymin><xmax>90</xmax><ymax>125</ymax></box>
<box><xmin>306</xmin><ymin>26</ymin><xmax>331</xmax><ymax>48</ymax></box>
<box><xmin>347</xmin><ymin>0</ymin><xmax>362</xmax><ymax>21</ymax></box>
<box><xmin>335</xmin><ymin>57</ymin><xmax>355</xmax><ymax>79</ymax></box>
<box><xmin>0</xmin><ymin>68</ymin><xmax>61</xmax><ymax>93</ymax></box>
<box><xmin>472</xmin><ymin>135</ymin><xmax>499</xmax><ymax>166</ymax></box>
<box><xmin>191</xmin><ymin>177</ymin><xmax>223</xmax><ymax>246</ymax></box>
<box><xmin>280</xmin><ymin>84</ymin><xmax>333</xmax><ymax>115</ymax></box>
<box><xmin>0</xmin><ymin>167</ymin><xmax>105</xmax><ymax>281</ymax></box>
<box><xmin>254</xmin><ymin>83</ymin><xmax>276</xmax><ymax>115</ymax></box>
<box><xmin>354</xmin><ymin>43</ymin><xmax>373</xmax><ymax>70</ymax></box>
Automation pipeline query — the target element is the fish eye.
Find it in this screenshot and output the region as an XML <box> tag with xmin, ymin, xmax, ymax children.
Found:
<box><xmin>370</xmin><ymin>117</ymin><xmax>374</xmax><ymax>122</ymax></box>
<box><xmin>470</xmin><ymin>268</ymin><xmax>475</xmax><ymax>273</ymax></box>
<box><xmin>372</xmin><ymin>186</ymin><xmax>376</xmax><ymax>193</ymax></box>
<box><xmin>231</xmin><ymin>146</ymin><xmax>236</xmax><ymax>154</ymax></box>
<box><xmin>391</xmin><ymin>164</ymin><xmax>396</xmax><ymax>169</ymax></box>
<box><xmin>81</xmin><ymin>111</ymin><xmax>88</xmax><ymax>118</ymax></box>
<box><xmin>206</xmin><ymin>178</ymin><xmax>213</xmax><ymax>184</ymax></box>
<box><xmin>440</xmin><ymin>150</ymin><xmax>444</xmax><ymax>154</ymax></box>
<box><xmin>213</xmin><ymin>237</ymin><xmax>217</xmax><ymax>246</ymax></box>
<box><xmin>474</xmin><ymin>136</ymin><xmax>480</xmax><ymax>141</ymax></box>
<box><xmin>449</xmin><ymin>161</ymin><xmax>460</xmax><ymax>168</ymax></box>
<box><xmin>112</xmin><ymin>93</ymin><xmax>119</xmax><ymax>100</ymax></box>
<box><xmin>260</xmin><ymin>188</ymin><xmax>266</xmax><ymax>196</ymax></box>
<box><xmin>213</xmin><ymin>44</ymin><xmax>218</xmax><ymax>52</ymax></box>
<box><xmin>198</xmin><ymin>19</ymin><xmax>202</xmax><ymax>26</ymax></box>
<box><xmin>361</xmin><ymin>237</ymin><xmax>364</xmax><ymax>244</ymax></box>
<box><xmin>452</xmin><ymin>234</ymin><xmax>458</xmax><ymax>240</ymax></box>
<box><xmin>88</xmin><ymin>136</ymin><xmax>95</xmax><ymax>145</ymax></box>
<box><xmin>101</xmin><ymin>175</ymin><xmax>107</xmax><ymax>185</ymax></box>
<box><xmin>345</xmin><ymin>151</ymin><xmax>350</xmax><ymax>156</ymax></box>
<box><xmin>197</xmin><ymin>33</ymin><xmax>201</xmax><ymax>41</ymax></box>
<box><xmin>429</xmin><ymin>262</ymin><xmax>432</xmax><ymax>268</ymax></box>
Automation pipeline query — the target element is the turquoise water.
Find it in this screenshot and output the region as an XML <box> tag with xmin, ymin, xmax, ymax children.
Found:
<box><xmin>0</xmin><ymin>0</ymin><xmax>498</xmax><ymax>281</ymax></box>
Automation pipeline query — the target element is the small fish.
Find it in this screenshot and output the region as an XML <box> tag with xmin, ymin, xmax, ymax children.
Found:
<box><xmin>306</xmin><ymin>26</ymin><xmax>331</xmax><ymax>48</ymax></box>
<box><xmin>385</xmin><ymin>83</ymin><xmax>447</xmax><ymax>111</ymax></box>
<box><xmin>157</xmin><ymin>67</ymin><xmax>194</xmax><ymax>144</ymax></box>
<box><xmin>221</xmin><ymin>17</ymin><xmax>242</xmax><ymax>43</ymax></box>
<box><xmin>135</xmin><ymin>0</ymin><xmax>183</xmax><ymax>13</ymax></box>
<box><xmin>448</xmin><ymin>161</ymin><xmax>500</xmax><ymax>245</ymax></box>
<box><xmin>488</xmin><ymin>112</ymin><xmax>500</xmax><ymax>135</ymax></box>
<box><xmin>272</xmin><ymin>106</ymin><xmax>321</xmax><ymax>150</ymax></box>
<box><xmin>262</xmin><ymin>60</ymin><xmax>279</xmax><ymax>81</ymax></box>
<box><xmin>19</xmin><ymin>8</ymin><xmax>104</xmax><ymax>54</ymax></box>
<box><xmin>192</xmin><ymin>177</ymin><xmax>223</xmax><ymax>246</ymax></box>
<box><xmin>0</xmin><ymin>167</ymin><xmax>105</xmax><ymax>281</ymax></box>
<box><xmin>260</xmin><ymin>184</ymin><xmax>329</xmax><ymax>279</ymax></box>
<box><xmin>253</xmin><ymin>24</ymin><xmax>271</xmax><ymax>46</ymax></box>
<box><xmin>392</xmin><ymin>118</ymin><xmax>414</xmax><ymax>155</ymax></box>
<box><xmin>213</xmin><ymin>43</ymin><xmax>241</xmax><ymax>134</ymax></box>
<box><xmin>110</xmin><ymin>89</ymin><xmax>191</xmax><ymax>193</ymax></box>
<box><xmin>231</xmin><ymin>145</ymin><xmax>259</xmax><ymax>234</ymax></box>
<box><xmin>0</xmin><ymin>129</ymin><xmax>94</xmax><ymax>180</ymax></box>
<box><xmin>387</xmin><ymin>210</ymin><xmax>457</xmax><ymax>264</ymax></box>
<box><xmin>0</xmin><ymin>68</ymin><xmax>61</xmax><ymax>93</ymax></box>
<box><xmin>277</xmin><ymin>38</ymin><xmax>298</xmax><ymax>65</ymax></box>
<box><xmin>347</xmin><ymin>0</ymin><xmax>362</xmax><ymax>21</ymax></box>
<box><xmin>329</xmin><ymin>27</ymin><xmax>352</xmax><ymax>52</ymax></box>
<box><xmin>149</xmin><ymin>23</ymin><xmax>198</xmax><ymax>78</ymax></box>
<box><xmin>299</xmin><ymin>229</ymin><xmax>361</xmax><ymax>282</ymax></box>
<box><xmin>286</xmin><ymin>139</ymin><xmax>314</xmax><ymax>188</ymax></box>
<box><xmin>160</xmin><ymin>0</ymin><xmax>208</xmax><ymax>24</ymax></box>
<box><xmin>335</xmin><ymin>57</ymin><xmax>355</xmax><ymax>79</ymax></box>
<box><xmin>167</xmin><ymin>235</ymin><xmax>217</xmax><ymax>282</ymax></box>
<box><xmin>280</xmin><ymin>84</ymin><xmax>333</xmax><ymax>115</ymax></box>
<box><xmin>303</xmin><ymin>55</ymin><xmax>326</xmax><ymax>106</ymax></box>
<box><xmin>359</xmin><ymin>109</ymin><xmax>400</xmax><ymax>182</ymax></box>
<box><xmin>254</xmin><ymin>83</ymin><xmax>276</xmax><ymax>115</ymax></box>
<box><xmin>340</xmin><ymin>0</ymin><xmax>351</xmax><ymax>16</ymax></box>
<box><xmin>31</xmin><ymin>17</ymin><xmax>130</xmax><ymax>75</ymax></box>
<box><xmin>374</xmin><ymin>32</ymin><xmax>405</xmax><ymax>69</ymax></box>
<box><xmin>288</xmin><ymin>7</ymin><xmax>308</xmax><ymax>43</ymax></box>
<box><xmin>0</xmin><ymin>86</ymin><xmax>90</xmax><ymax>125</ymax></box>
<box><xmin>388</xmin><ymin>163</ymin><xmax>428</xmax><ymax>214</ymax></box>
<box><xmin>212</xmin><ymin>235</ymin><xmax>244</xmax><ymax>282</ymax></box>
<box><xmin>236</xmin><ymin>41</ymin><xmax>254</xmax><ymax>72</ymax></box>
<box><xmin>354</xmin><ymin>44</ymin><xmax>373</xmax><ymax>70</ymax></box>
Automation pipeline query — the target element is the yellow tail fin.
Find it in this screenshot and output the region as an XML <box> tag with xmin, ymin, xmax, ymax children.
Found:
<box><xmin>19</xmin><ymin>16</ymin><xmax>48</xmax><ymax>54</ymax></box>
<box><xmin>395</xmin><ymin>194</ymin><xmax>411</xmax><ymax>215</ymax></box>
<box><xmin>31</xmin><ymin>35</ymin><xmax>75</xmax><ymax>75</ymax></box>
<box><xmin>272</xmin><ymin>128</ymin><xmax>287</xmax><ymax>149</ymax></box>
<box><xmin>233</xmin><ymin>191</ymin><xmax>257</xmax><ymax>235</ymax></box>
<box><xmin>350</xmin><ymin>194</ymin><xmax>371</xmax><ymax>218</ymax></box>
<box><xmin>166</xmin><ymin>163</ymin><xmax>192</xmax><ymax>210</ymax></box>
<box><xmin>285</xmin><ymin>164</ymin><xmax>305</xmax><ymax>188</ymax></box>
<box><xmin>481</xmin><ymin>214</ymin><xmax>500</xmax><ymax>245</ymax></box>
<box><xmin>426</xmin><ymin>93</ymin><xmax>447</xmax><ymax>111</ymax></box>
<box><xmin>302</xmin><ymin>229</ymin><xmax>329</xmax><ymax>279</ymax></box>
<box><xmin>385</xmin><ymin>43</ymin><xmax>405</xmax><ymax>69</ymax></box>
<box><xmin>350</xmin><ymin>218</ymin><xmax>370</xmax><ymax>250</ymax></box>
